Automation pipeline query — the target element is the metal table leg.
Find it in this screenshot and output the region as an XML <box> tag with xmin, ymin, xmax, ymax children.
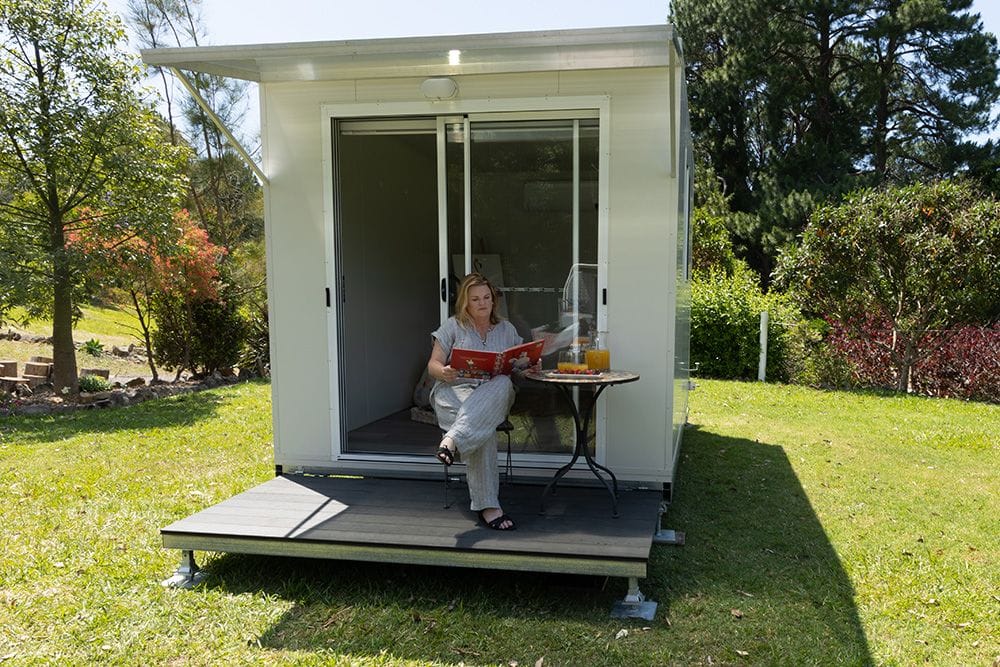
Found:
<box><xmin>540</xmin><ymin>383</ymin><xmax>619</xmax><ymax>517</ymax></box>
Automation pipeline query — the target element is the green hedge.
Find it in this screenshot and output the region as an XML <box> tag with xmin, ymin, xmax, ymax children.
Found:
<box><xmin>691</xmin><ymin>267</ymin><xmax>799</xmax><ymax>381</ymax></box>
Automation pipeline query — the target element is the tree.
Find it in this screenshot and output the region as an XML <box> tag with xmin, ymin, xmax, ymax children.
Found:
<box><xmin>126</xmin><ymin>0</ymin><xmax>263</xmax><ymax>257</ymax></box>
<box><xmin>143</xmin><ymin>210</ymin><xmax>242</xmax><ymax>380</ymax></box>
<box><xmin>775</xmin><ymin>179</ymin><xmax>1000</xmax><ymax>393</ymax></box>
<box><xmin>690</xmin><ymin>157</ymin><xmax>752</xmax><ymax>278</ymax></box>
<box><xmin>862</xmin><ymin>0</ymin><xmax>1000</xmax><ymax>180</ymax></box>
<box><xmin>0</xmin><ymin>0</ymin><xmax>188</xmax><ymax>393</ymax></box>
<box><xmin>70</xmin><ymin>208</ymin><xmax>219</xmax><ymax>381</ymax></box>
<box><xmin>672</xmin><ymin>0</ymin><xmax>1000</xmax><ymax>282</ymax></box>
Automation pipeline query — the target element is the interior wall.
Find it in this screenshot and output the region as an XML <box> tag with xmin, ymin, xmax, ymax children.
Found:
<box><xmin>338</xmin><ymin>131</ymin><xmax>439</xmax><ymax>431</ymax></box>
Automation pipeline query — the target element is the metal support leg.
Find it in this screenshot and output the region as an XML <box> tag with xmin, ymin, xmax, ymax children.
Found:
<box><xmin>443</xmin><ymin>463</ymin><xmax>453</xmax><ymax>509</ymax></box>
<box><xmin>653</xmin><ymin>500</ymin><xmax>686</xmax><ymax>545</ymax></box>
<box><xmin>610</xmin><ymin>577</ymin><xmax>658</xmax><ymax>620</ymax></box>
<box><xmin>161</xmin><ymin>550</ymin><xmax>207</xmax><ymax>589</ymax></box>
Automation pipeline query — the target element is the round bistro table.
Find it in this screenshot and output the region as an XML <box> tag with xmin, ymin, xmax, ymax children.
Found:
<box><xmin>523</xmin><ymin>369</ymin><xmax>640</xmax><ymax>517</ymax></box>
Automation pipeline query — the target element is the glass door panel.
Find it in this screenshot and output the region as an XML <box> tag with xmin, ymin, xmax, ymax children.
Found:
<box><xmin>335</xmin><ymin>119</ymin><xmax>442</xmax><ymax>455</ymax></box>
<box><xmin>456</xmin><ymin>118</ymin><xmax>601</xmax><ymax>456</ymax></box>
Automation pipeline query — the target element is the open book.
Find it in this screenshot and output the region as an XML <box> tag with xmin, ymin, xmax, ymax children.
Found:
<box><xmin>450</xmin><ymin>339</ymin><xmax>544</xmax><ymax>379</ymax></box>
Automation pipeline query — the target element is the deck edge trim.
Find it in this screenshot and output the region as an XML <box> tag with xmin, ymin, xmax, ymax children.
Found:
<box><xmin>161</xmin><ymin>533</ymin><xmax>647</xmax><ymax>578</ymax></box>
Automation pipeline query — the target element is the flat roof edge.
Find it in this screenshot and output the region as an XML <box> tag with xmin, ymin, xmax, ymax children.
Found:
<box><xmin>141</xmin><ymin>24</ymin><xmax>677</xmax><ymax>82</ymax></box>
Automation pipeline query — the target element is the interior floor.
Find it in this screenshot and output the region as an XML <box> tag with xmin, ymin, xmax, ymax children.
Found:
<box><xmin>346</xmin><ymin>406</ymin><xmax>587</xmax><ymax>457</ymax></box>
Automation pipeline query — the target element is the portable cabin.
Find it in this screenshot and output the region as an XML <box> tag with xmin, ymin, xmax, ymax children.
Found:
<box><xmin>143</xmin><ymin>24</ymin><xmax>693</xmax><ymax>614</ymax></box>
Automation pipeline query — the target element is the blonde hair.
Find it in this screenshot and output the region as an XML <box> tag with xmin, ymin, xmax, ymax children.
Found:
<box><xmin>454</xmin><ymin>273</ymin><xmax>501</xmax><ymax>328</ymax></box>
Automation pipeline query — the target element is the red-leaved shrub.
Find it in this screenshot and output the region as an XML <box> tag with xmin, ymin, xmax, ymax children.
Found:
<box><xmin>826</xmin><ymin>318</ymin><xmax>1000</xmax><ymax>403</ymax></box>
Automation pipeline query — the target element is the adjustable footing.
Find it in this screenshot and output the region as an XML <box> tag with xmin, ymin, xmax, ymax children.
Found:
<box><xmin>653</xmin><ymin>528</ymin><xmax>685</xmax><ymax>545</ymax></box>
<box><xmin>653</xmin><ymin>501</ymin><xmax>685</xmax><ymax>545</ymax></box>
<box><xmin>161</xmin><ymin>550</ymin><xmax>207</xmax><ymax>589</ymax></box>
<box><xmin>610</xmin><ymin>577</ymin><xmax>657</xmax><ymax>620</ymax></box>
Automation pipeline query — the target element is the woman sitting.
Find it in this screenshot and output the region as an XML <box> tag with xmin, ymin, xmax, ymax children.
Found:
<box><xmin>427</xmin><ymin>273</ymin><xmax>527</xmax><ymax>531</ymax></box>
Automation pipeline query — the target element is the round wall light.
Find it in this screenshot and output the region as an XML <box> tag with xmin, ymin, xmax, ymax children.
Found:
<box><xmin>420</xmin><ymin>77</ymin><xmax>459</xmax><ymax>100</ymax></box>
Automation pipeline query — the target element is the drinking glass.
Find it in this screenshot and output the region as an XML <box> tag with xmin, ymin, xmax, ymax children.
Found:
<box><xmin>585</xmin><ymin>330</ymin><xmax>610</xmax><ymax>371</ymax></box>
<box><xmin>557</xmin><ymin>348</ymin><xmax>588</xmax><ymax>373</ymax></box>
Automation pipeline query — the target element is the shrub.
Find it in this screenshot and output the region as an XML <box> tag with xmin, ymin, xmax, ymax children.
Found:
<box><xmin>81</xmin><ymin>338</ymin><xmax>104</xmax><ymax>357</ymax></box>
<box><xmin>824</xmin><ymin>318</ymin><xmax>999</xmax><ymax>402</ymax></box>
<box><xmin>691</xmin><ymin>266</ymin><xmax>799</xmax><ymax>381</ymax></box>
<box><xmin>78</xmin><ymin>374</ymin><xmax>111</xmax><ymax>392</ymax></box>
<box><xmin>189</xmin><ymin>297</ymin><xmax>246</xmax><ymax>375</ymax></box>
<box><xmin>781</xmin><ymin>317</ymin><xmax>856</xmax><ymax>389</ymax></box>
<box><xmin>239</xmin><ymin>303</ymin><xmax>270</xmax><ymax>378</ymax></box>
<box><xmin>152</xmin><ymin>293</ymin><xmax>247</xmax><ymax>377</ymax></box>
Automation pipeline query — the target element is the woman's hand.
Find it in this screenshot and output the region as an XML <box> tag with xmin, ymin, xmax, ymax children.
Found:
<box><xmin>428</xmin><ymin>340</ymin><xmax>458</xmax><ymax>383</ymax></box>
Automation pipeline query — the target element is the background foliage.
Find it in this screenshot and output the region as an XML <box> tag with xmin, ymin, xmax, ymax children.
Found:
<box><xmin>691</xmin><ymin>265</ymin><xmax>799</xmax><ymax>381</ymax></box>
<box><xmin>0</xmin><ymin>0</ymin><xmax>189</xmax><ymax>391</ymax></box>
<box><xmin>776</xmin><ymin>179</ymin><xmax>1000</xmax><ymax>392</ymax></box>
<box><xmin>672</xmin><ymin>0</ymin><xmax>1000</xmax><ymax>282</ymax></box>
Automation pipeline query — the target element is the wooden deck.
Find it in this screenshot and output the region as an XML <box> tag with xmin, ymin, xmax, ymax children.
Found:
<box><xmin>162</xmin><ymin>474</ymin><xmax>662</xmax><ymax>578</ymax></box>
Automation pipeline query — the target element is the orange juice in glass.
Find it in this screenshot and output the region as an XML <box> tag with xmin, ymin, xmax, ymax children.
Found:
<box><xmin>585</xmin><ymin>347</ymin><xmax>610</xmax><ymax>371</ymax></box>
<box><xmin>558</xmin><ymin>348</ymin><xmax>587</xmax><ymax>372</ymax></box>
<box><xmin>586</xmin><ymin>331</ymin><xmax>610</xmax><ymax>371</ymax></box>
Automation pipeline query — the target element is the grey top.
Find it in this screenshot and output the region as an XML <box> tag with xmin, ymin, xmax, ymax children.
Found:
<box><xmin>431</xmin><ymin>317</ymin><xmax>522</xmax><ymax>388</ymax></box>
<box><xmin>432</xmin><ymin>317</ymin><xmax>522</xmax><ymax>357</ymax></box>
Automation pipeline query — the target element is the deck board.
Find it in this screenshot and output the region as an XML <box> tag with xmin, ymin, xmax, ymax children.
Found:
<box><xmin>162</xmin><ymin>474</ymin><xmax>661</xmax><ymax>576</ymax></box>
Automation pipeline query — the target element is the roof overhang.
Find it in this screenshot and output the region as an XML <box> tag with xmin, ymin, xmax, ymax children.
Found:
<box><xmin>141</xmin><ymin>24</ymin><xmax>677</xmax><ymax>82</ymax></box>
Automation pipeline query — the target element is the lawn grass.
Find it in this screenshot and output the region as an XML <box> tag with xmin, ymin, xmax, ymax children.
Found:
<box><xmin>0</xmin><ymin>380</ymin><xmax>996</xmax><ymax>665</ymax></box>
<box><xmin>1</xmin><ymin>303</ymin><xmax>156</xmax><ymax>379</ymax></box>
<box><xmin>5</xmin><ymin>303</ymin><xmax>143</xmax><ymax>348</ymax></box>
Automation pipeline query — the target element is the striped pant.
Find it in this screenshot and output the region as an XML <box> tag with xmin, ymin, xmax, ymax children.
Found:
<box><xmin>431</xmin><ymin>375</ymin><xmax>515</xmax><ymax>511</ymax></box>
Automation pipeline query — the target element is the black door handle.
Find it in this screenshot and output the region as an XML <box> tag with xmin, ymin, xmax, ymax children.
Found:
<box><xmin>441</xmin><ymin>278</ymin><xmax>448</xmax><ymax>302</ymax></box>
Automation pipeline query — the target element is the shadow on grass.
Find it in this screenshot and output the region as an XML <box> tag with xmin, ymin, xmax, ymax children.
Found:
<box><xmin>647</xmin><ymin>425</ymin><xmax>873</xmax><ymax>664</ymax></box>
<box><xmin>201</xmin><ymin>554</ymin><xmax>620</xmax><ymax>662</ymax></box>
<box><xmin>2</xmin><ymin>390</ymin><xmax>227</xmax><ymax>444</ymax></box>
<box><xmin>186</xmin><ymin>424</ymin><xmax>872</xmax><ymax>665</ymax></box>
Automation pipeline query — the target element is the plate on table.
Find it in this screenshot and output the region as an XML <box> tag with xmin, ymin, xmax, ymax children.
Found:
<box><xmin>545</xmin><ymin>370</ymin><xmax>604</xmax><ymax>379</ymax></box>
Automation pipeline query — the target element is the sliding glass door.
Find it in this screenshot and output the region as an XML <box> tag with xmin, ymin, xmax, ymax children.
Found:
<box><xmin>335</xmin><ymin>112</ymin><xmax>603</xmax><ymax>461</ymax></box>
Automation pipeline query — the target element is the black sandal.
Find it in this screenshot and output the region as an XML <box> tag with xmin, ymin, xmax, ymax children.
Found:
<box><xmin>479</xmin><ymin>510</ymin><xmax>516</xmax><ymax>531</ymax></box>
<box><xmin>435</xmin><ymin>445</ymin><xmax>455</xmax><ymax>466</ymax></box>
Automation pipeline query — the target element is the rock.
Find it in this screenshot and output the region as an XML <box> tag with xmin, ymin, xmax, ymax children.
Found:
<box><xmin>125</xmin><ymin>377</ymin><xmax>146</xmax><ymax>388</ymax></box>
<box><xmin>11</xmin><ymin>374</ymin><xmax>231</xmax><ymax>416</ymax></box>
<box><xmin>19</xmin><ymin>403</ymin><xmax>52</xmax><ymax>416</ymax></box>
<box><xmin>78</xmin><ymin>391</ymin><xmax>113</xmax><ymax>404</ymax></box>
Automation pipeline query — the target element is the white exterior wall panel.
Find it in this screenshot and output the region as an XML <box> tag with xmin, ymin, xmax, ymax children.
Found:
<box><xmin>261</xmin><ymin>62</ymin><xmax>684</xmax><ymax>484</ymax></box>
<box><xmin>264</xmin><ymin>81</ymin><xmax>354</xmax><ymax>467</ymax></box>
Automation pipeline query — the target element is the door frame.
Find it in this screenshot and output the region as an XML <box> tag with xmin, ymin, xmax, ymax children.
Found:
<box><xmin>321</xmin><ymin>96</ymin><xmax>611</xmax><ymax>473</ymax></box>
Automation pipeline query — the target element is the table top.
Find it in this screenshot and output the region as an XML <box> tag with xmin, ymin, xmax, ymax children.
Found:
<box><xmin>523</xmin><ymin>369</ymin><xmax>640</xmax><ymax>386</ymax></box>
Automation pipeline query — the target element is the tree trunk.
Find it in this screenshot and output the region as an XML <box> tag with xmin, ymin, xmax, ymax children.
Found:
<box><xmin>130</xmin><ymin>287</ymin><xmax>159</xmax><ymax>382</ymax></box>
<box><xmin>895</xmin><ymin>337</ymin><xmax>917</xmax><ymax>394</ymax></box>
<box><xmin>50</xmin><ymin>236</ymin><xmax>79</xmax><ymax>394</ymax></box>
